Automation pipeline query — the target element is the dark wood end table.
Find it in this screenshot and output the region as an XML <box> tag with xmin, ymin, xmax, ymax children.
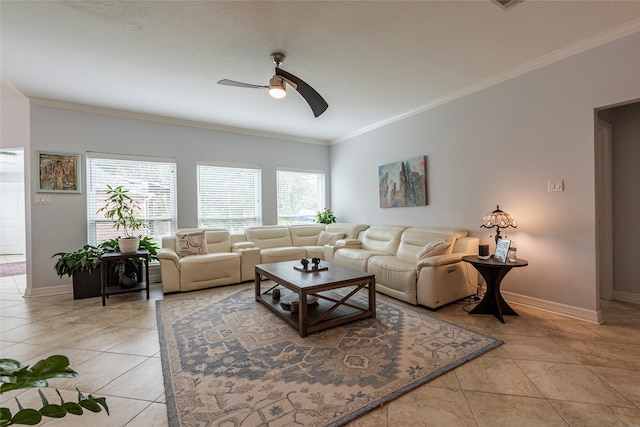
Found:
<box><xmin>462</xmin><ymin>255</ymin><xmax>528</xmax><ymax>323</ymax></box>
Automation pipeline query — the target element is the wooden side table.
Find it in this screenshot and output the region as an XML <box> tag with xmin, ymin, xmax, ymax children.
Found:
<box><xmin>100</xmin><ymin>250</ymin><xmax>150</xmax><ymax>306</ymax></box>
<box><xmin>462</xmin><ymin>255</ymin><xmax>528</xmax><ymax>323</ymax></box>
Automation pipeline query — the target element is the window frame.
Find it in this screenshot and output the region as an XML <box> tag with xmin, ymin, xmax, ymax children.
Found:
<box><xmin>276</xmin><ymin>167</ymin><xmax>326</xmax><ymax>225</ymax></box>
<box><xmin>196</xmin><ymin>161</ymin><xmax>263</xmax><ymax>233</ymax></box>
<box><xmin>86</xmin><ymin>152</ymin><xmax>177</xmax><ymax>246</ymax></box>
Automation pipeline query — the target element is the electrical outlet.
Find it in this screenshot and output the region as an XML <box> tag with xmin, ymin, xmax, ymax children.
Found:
<box><xmin>547</xmin><ymin>179</ymin><xmax>564</xmax><ymax>192</ymax></box>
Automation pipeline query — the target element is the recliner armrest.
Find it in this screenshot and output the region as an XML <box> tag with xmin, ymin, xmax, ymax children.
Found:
<box><xmin>417</xmin><ymin>253</ymin><xmax>463</xmax><ymax>269</ymax></box>
<box><xmin>232</xmin><ymin>247</ymin><xmax>261</xmax><ymax>282</ymax></box>
<box><xmin>233</xmin><ymin>241</ymin><xmax>256</xmax><ymax>249</ymax></box>
<box><xmin>335</xmin><ymin>238</ymin><xmax>361</xmax><ymax>249</ymax></box>
<box><xmin>158</xmin><ymin>248</ymin><xmax>180</xmax><ymax>267</ymax></box>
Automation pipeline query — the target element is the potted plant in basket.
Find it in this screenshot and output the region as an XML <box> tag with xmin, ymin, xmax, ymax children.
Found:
<box><xmin>52</xmin><ymin>245</ymin><xmax>104</xmax><ymax>299</ymax></box>
<box><xmin>52</xmin><ymin>237</ymin><xmax>159</xmax><ymax>295</ymax></box>
<box><xmin>96</xmin><ymin>185</ymin><xmax>143</xmax><ymax>254</ymax></box>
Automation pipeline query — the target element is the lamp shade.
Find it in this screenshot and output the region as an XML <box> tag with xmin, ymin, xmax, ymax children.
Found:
<box><xmin>268</xmin><ymin>76</ymin><xmax>286</xmax><ymax>99</ymax></box>
<box><xmin>480</xmin><ymin>205</ymin><xmax>517</xmax><ymax>243</ymax></box>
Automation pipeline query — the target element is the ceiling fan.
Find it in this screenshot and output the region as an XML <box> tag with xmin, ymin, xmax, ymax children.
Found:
<box><xmin>217</xmin><ymin>53</ymin><xmax>328</xmax><ymax>118</ymax></box>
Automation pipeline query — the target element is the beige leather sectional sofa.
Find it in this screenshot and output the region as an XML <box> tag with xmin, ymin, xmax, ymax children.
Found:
<box><xmin>158</xmin><ymin>223</ymin><xmax>367</xmax><ymax>293</ymax></box>
<box><xmin>332</xmin><ymin>225</ymin><xmax>479</xmax><ymax>308</ymax></box>
<box><xmin>158</xmin><ymin>223</ymin><xmax>479</xmax><ymax>309</ymax></box>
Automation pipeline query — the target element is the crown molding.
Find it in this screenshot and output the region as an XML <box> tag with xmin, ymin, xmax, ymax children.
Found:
<box><xmin>332</xmin><ymin>20</ymin><xmax>640</xmax><ymax>144</ymax></box>
<box><xmin>28</xmin><ymin>97</ymin><xmax>330</xmax><ymax>146</ymax></box>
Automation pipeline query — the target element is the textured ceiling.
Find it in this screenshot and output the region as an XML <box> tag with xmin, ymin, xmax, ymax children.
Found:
<box><xmin>2</xmin><ymin>1</ymin><xmax>639</xmax><ymax>143</ymax></box>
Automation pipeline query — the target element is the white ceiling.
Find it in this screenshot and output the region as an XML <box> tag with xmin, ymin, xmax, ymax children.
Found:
<box><xmin>2</xmin><ymin>1</ymin><xmax>639</xmax><ymax>143</ymax></box>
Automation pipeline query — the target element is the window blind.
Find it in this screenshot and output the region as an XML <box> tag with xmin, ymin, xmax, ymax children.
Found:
<box><xmin>86</xmin><ymin>154</ymin><xmax>177</xmax><ymax>245</ymax></box>
<box><xmin>277</xmin><ymin>169</ymin><xmax>325</xmax><ymax>225</ymax></box>
<box><xmin>197</xmin><ymin>163</ymin><xmax>262</xmax><ymax>234</ymax></box>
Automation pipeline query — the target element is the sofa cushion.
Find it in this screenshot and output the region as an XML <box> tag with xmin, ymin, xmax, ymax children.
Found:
<box><xmin>289</xmin><ymin>224</ymin><xmax>326</xmax><ymax>246</ymax></box>
<box><xmin>317</xmin><ymin>231</ymin><xmax>346</xmax><ymax>245</ymax></box>
<box><xmin>245</xmin><ymin>226</ymin><xmax>293</xmax><ymax>249</ymax></box>
<box><xmin>396</xmin><ymin>227</ymin><xmax>467</xmax><ymax>262</ymax></box>
<box><xmin>260</xmin><ymin>247</ymin><xmax>307</xmax><ymax>264</ymax></box>
<box><xmin>416</xmin><ymin>240</ymin><xmax>450</xmax><ymax>260</ymax></box>
<box><xmin>304</xmin><ymin>246</ymin><xmax>325</xmax><ymax>260</ymax></box>
<box><xmin>360</xmin><ymin>225</ymin><xmax>407</xmax><ymax>254</ymax></box>
<box><xmin>333</xmin><ymin>248</ymin><xmax>386</xmax><ymax>272</ymax></box>
<box><xmin>367</xmin><ymin>255</ymin><xmax>417</xmax><ymax>301</ymax></box>
<box><xmin>176</xmin><ymin>230</ymin><xmax>209</xmax><ymax>257</ymax></box>
<box><xmin>180</xmin><ymin>252</ymin><xmax>241</xmax><ymax>292</ymax></box>
<box><xmin>325</xmin><ymin>223</ymin><xmax>369</xmax><ymax>239</ymax></box>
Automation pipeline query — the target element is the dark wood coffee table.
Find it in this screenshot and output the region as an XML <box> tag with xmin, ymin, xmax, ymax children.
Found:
<box><xmin>255</xmin><ymin>260</ymin><xmax>376</xmax><ymax>337</ymax></box>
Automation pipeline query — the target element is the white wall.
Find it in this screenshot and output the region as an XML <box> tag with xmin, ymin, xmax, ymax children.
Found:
<box><xmin>28</xmin><ymin>106</ymin><xmax>330</xmax><ymax>291</ymax></box>
<box><xmin>331</xmin><ymin>32</ymin><xmax>640</xmax><ymax>315</ymax></box>
<box><xmin>0</xmin><ymin>78</ymin><xmax>30</xmax><ymax>150</ymax></box>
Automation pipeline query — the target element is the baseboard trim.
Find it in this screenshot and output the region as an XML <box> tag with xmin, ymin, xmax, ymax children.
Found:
<box><xmin>612</xmin><ymin>290</ymin><xmax>640</xmax><ymax>305</ymax></box>
<box><xmin>23</xmin><ymin>284</ymin><xmax>72</xmax><ymax>298</ymax></box>
<box><xmin>502</xmin><ymin>291</ymin><xmax>602</xmax><ymax>324</ymax></box>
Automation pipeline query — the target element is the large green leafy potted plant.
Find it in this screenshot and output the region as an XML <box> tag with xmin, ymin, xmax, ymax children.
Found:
<box><xmin>96</xmin><ymin>185</ymin><xmax>143</xmax><ymax>253</ymax></box>
<box><xmin>52</xmin><ymin>245</ymin><xmax>104</xmax><ymax>299</ymax></box>
<box><xmin>53</xmin><ymin>237</ymin><xmax>159</xmax><ymax>295</ymax></box>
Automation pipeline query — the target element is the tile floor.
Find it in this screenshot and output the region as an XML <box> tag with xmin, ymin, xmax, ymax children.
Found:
<box><xmin>0</xmin><ymin>254</ymin><xmax>26</xmax><ymax>264</ymax></box>
<box><xmin>1</xmin><ymin>271</ymin><xmax>639</xmax><ymax>426</ymax></box>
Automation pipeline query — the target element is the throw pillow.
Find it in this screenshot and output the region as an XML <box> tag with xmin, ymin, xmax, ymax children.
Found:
<box><xmin>416</xmin><ymin>239</ymin><xmax>450</xmax><ymax>260</ymax></box>
<box><xmin>317</xmin><ymin>231</ymin><xmax>346</xmax><ymax>246</ymax></box>
<box><xmin>176</xmin><ymin>230</ymin><xmax>208</xmax><ymax>257</ymax></box>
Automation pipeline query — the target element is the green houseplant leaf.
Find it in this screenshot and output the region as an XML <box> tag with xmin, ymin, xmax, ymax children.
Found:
<box><xmin>0</xmin><ymin>356</ymin><xmax>108</xmax><ymax>426</ymax></box>
<box><xmin>52</xmin><ymin>245</ymin><xmax>104</xmax><ymax>278</ymax></box>
<box><xmin>0</xmin><ymin>356</ymin><xmax>77</xmax><ymax>394</ymax></box>
<box><xmin>96</xmin><ymin>185</ymin><xmax>143</xmax><ymax>239</ymax></box>
<box><xmin>315</xmin><ymin>208</ymin><xmax>336</xmax><ymax>224</ymax></box>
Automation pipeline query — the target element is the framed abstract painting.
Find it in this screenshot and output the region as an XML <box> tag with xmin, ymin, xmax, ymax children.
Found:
<box><xmin>379</xmin><ymin>155</ymin><xmax>427</xmax><ymax>208</ymax></box>
<box><xmin>36</xmin><ymin>151</ymin><xmax>81</xmax><ymax>193</ymax></box>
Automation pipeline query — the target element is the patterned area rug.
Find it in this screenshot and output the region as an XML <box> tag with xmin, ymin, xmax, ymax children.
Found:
<box><xmin>157</xmin><ymin>285</ymin><xmax>502</xmax><ymax>427</ymax></box>
<box><xmin>0</xmin><ymin>261</ymin><xmax>25</xmax><ymax>277</ymax></box>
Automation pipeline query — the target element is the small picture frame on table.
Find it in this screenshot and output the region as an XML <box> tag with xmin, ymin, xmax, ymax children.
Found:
<box><xmin>494</xmin><ymin>238</ymin><xmax>511</xmax><ymax>262</ymax></box>
<box><xmin>36</xmin><ymin>151</ymin><xmax>81</xmax><ymax>193</ymax></box>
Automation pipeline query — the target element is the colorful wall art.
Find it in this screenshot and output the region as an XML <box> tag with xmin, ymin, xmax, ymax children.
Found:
<box><xmin>378</xmin><ymin>155</ymin><xmax>427</xmax><ymax>208</ymax></box>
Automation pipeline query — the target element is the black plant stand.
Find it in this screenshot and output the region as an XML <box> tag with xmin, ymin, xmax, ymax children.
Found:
<box><xmin>100</xmin><ymin>250</ymin><xmax>149</xmax><ymax>306</ymax></box>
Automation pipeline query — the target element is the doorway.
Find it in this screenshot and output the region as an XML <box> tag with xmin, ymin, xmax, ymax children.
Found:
<box><xmin>595</xmin><ymin>101</ymin><xmax>640</xmax><ymax>305</ymax></box>
<box><xmin>0</xmin><ymin>149</ymin><xmax>26</xmax><ymax>276</ymax></box>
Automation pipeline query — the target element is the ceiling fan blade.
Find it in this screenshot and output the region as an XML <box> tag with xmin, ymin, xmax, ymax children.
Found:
<box><xmin>276</xmin><ymin>68</ymin><xmax>328</xmax><ymax>117</ymax></box>
<box><xmin>217</xmin><ymin>79</ymin><xmax>267</xmax><ymax>89</ymax></box>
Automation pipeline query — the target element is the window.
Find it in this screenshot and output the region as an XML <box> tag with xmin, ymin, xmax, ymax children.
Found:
<box><xmin>277</xmin><ymin>169</ymin><xmax>325</xmax><ymax>225</ymax></box>
<box><xmin>87</xmin><ymin>154</ymin><xmax>177</xmax><ymax>245</ymax></box>
<box><xmin>197</xmin><ymin>163</ymin><xmax>262</xmax><ymax>233</ymax></box>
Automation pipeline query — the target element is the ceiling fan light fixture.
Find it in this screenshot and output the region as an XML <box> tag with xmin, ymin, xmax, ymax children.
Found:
<box><xmin>218</xmin><ymin>52</ymin><xmax>328</xmax><ymax>116</ymax></box>
<box><xmin>268</xmin><ymin>76</ymin><xmax>286</xmax><ymax>98</ymax></box>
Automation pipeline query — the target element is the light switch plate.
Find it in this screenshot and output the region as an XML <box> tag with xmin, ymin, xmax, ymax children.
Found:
<box><xmin>547</xmin><ymin>179</ymin><xmax>564</xmax><ymax>192</ymax></box>
<box><xmin>34</xmin><ymin>194</ymin><xmax>52</xmax><ymax>205</ymax></box>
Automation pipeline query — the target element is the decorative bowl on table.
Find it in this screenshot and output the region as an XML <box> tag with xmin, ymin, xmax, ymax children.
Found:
<box><xmin>279</xmin><ymin>293</ymin><xmax>319</xmax><ymax>311</ymax></box>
